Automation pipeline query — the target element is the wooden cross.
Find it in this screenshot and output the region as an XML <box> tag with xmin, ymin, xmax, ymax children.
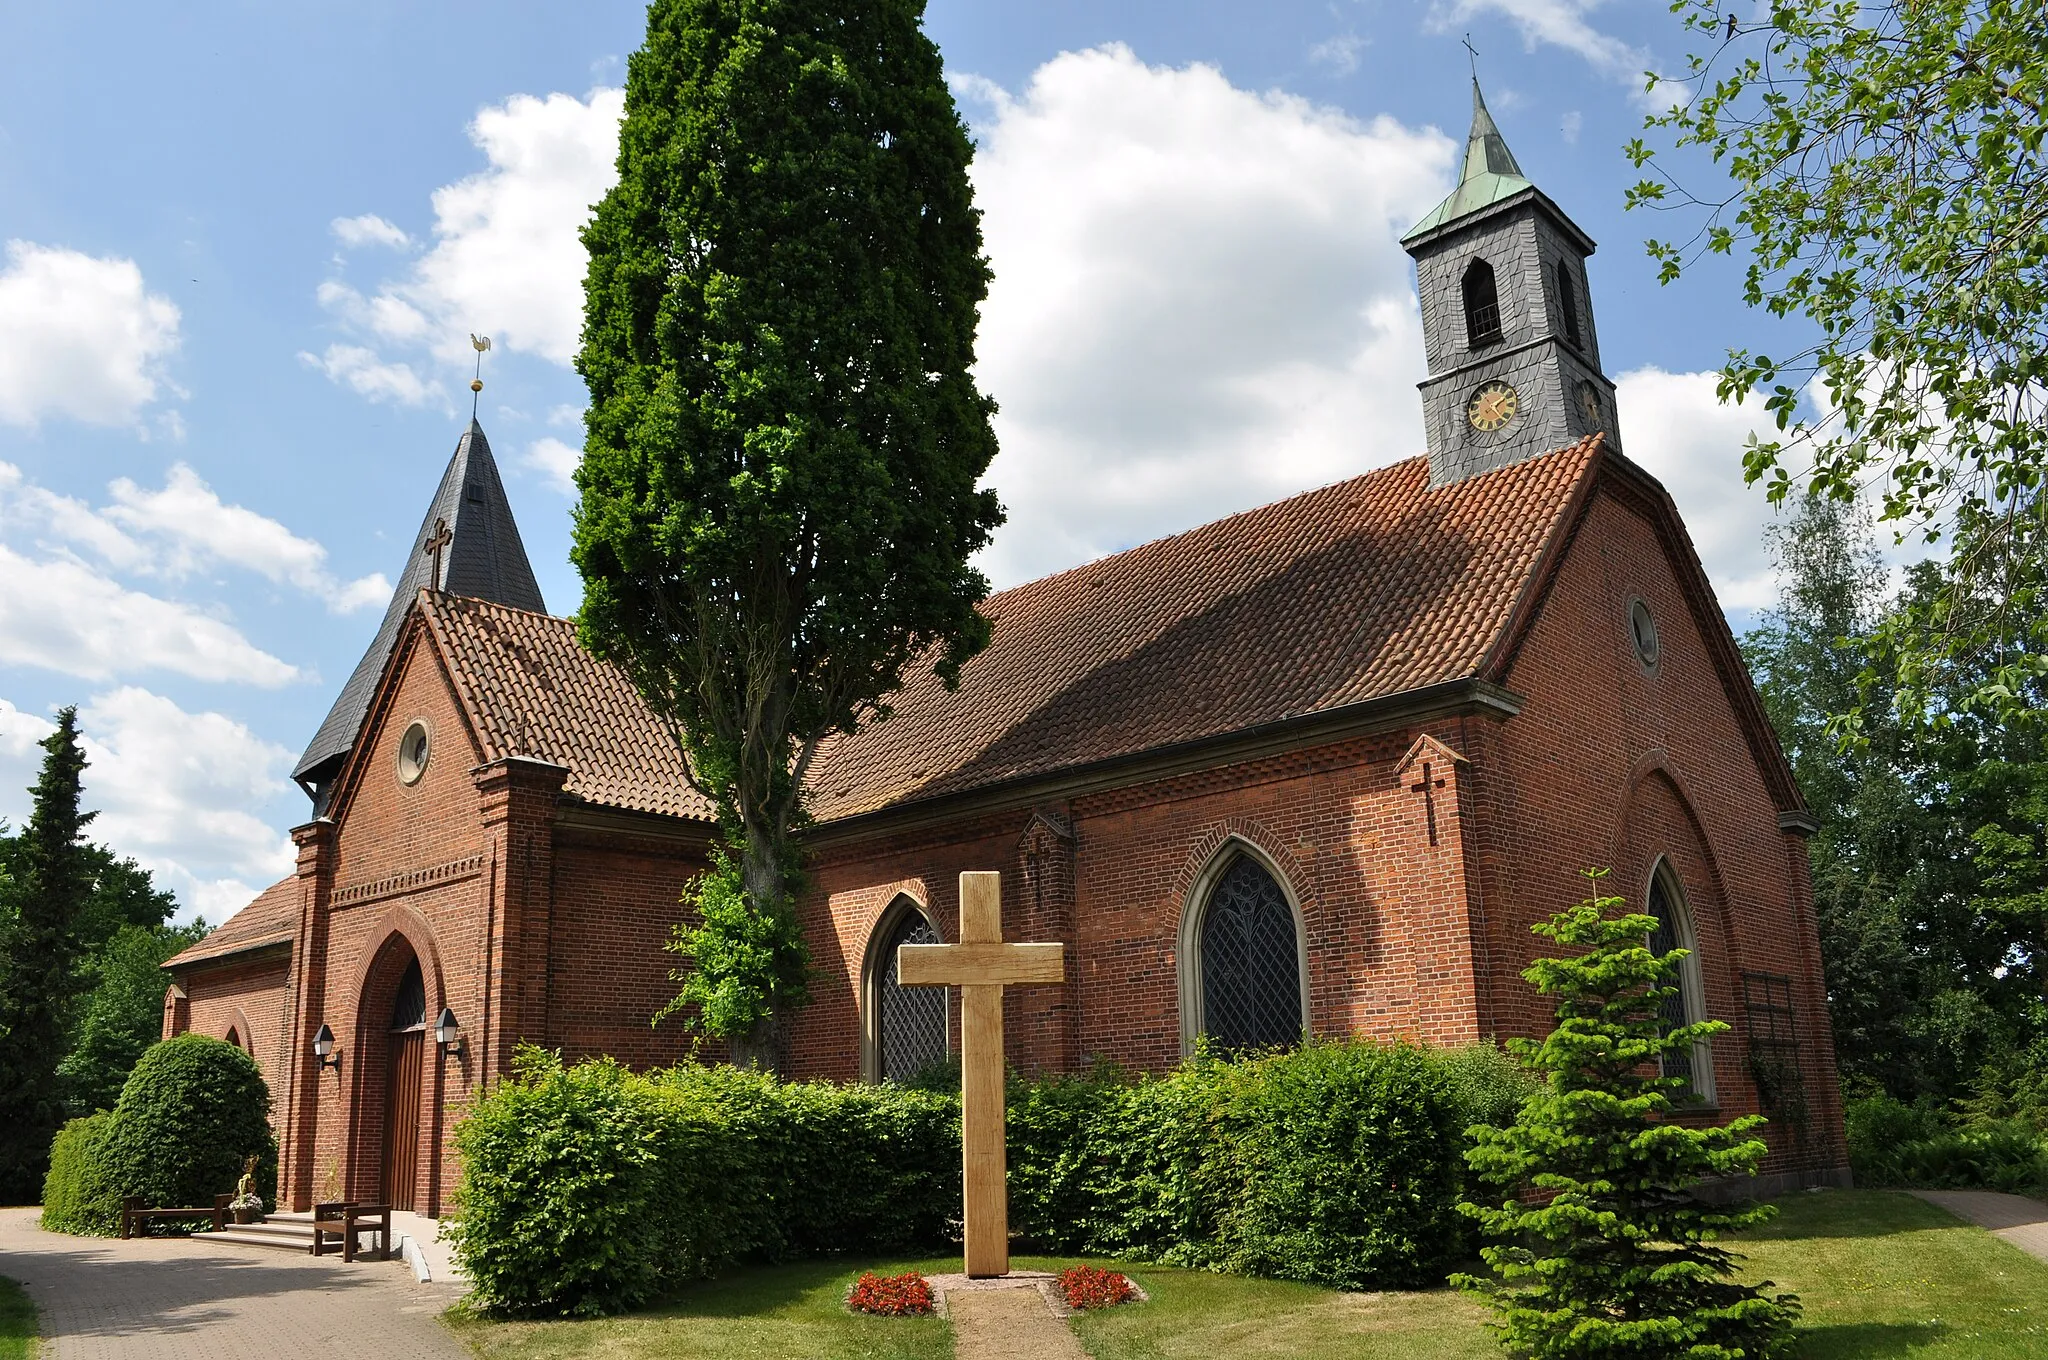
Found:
<box><xmin>1410</xmin><ymin>760</ymin><xmax>1447</xmax><ymax>846</ymax></box>
<box><xmin>422</xmin><ymin>517</ymin><xmax>452</xmax><ymax>591</ymax></box>
<box><xmin>897</xmin><ymin>871</ymin><xmax>1063</xmax><ymax>1277</ymax></box>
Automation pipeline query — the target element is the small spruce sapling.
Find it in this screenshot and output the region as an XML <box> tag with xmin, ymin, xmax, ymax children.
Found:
<box><xmin>1456</xmin><ymin>869</ymin><xmax>1798</xmax><ymax>1359</ymax></box>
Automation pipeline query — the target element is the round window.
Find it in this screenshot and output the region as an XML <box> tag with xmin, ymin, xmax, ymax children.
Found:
<box><xmin>396</xmin><ymin>720</ymin><xmax>431</xmax><ymax>785</ymax></box>
<box><xmin>1629</xmin><ymin>598</ymin><xmax>1661</xmax><ymax>670</ymax></box>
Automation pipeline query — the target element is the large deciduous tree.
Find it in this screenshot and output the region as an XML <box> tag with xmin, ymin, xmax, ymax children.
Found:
<box><xmin>0</xmin><ymin>709</ymin><xmax>94</xmax><ymax>1198</ymax></box>
<box><xmin>1631</xmin><ymin>0</ymin><xmax>2048</xmax><ymax>725</ymax></box>
<box><xmin>573</xmin><ymin>0</ymin><xmax>1003</xmax><ymax>1059</ymax></box>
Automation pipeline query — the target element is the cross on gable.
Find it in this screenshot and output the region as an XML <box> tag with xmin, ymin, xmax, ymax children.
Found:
<box><xmin>1396</xmin><ymin>733</ymin><xmax>1467</xmax><ymax>849</ymax></box>
<box><xmin>422</xmin><ymin>518</ymin><xmax>453</xmax><ymax>591</ymax></box>
<box><xmin>897</xmin><ymin>871</ymin><xmax>1064</xmax><ymax>1278</ymax></box>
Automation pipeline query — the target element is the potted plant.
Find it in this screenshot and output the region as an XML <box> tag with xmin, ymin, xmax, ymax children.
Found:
<box><xmin>229</xmin><ymin>1155</ymin><xmax>264</xmax><ymax>1225</ymax></box>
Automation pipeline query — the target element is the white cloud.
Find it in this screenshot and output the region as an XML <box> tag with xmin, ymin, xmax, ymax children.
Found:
<box><xmin>1309</xmin><ymin>32</ymin><xmax>1367</xmax><ymax>76</ymax></box>
<box><xmin>0</xmin><ymin>241</ymin><xmax>181</xmax><ymax>430</ymax></box>
<box><xmin>1428</xmin><ymin>1</ymin><xmax>1654</xmax><ymax>101</ymax></box>
<box><xmin>0</xmin><ymin>543</ymin><xmax>299</xmax><ymax>686</ymax></box>
<box><xmin>331</xmin><ymin>213</ymin><xmax>412</xmax><ymax>250</ymax></box>
<box><xmin>1</xmin><ymin>459</ymin><xmax>385</xmax><ymax>614</ymax></box>
<box><xmin>961</xmin><ymin>45</ymin><xmax>1453</xmax><ymax>586</ymax></box>
<box><xmin>1617</xmin><ymin>366</ymin><xmax>1789</xmax><ymax>610</ymax></box>
<box><xmin>314</xmin><ymin>87</ymin><xmax>625</xmax><ymax>395</ymax></box>
<box><xmin>104</xmin><ymin>463</ymin><xmax>389</xmax><ymax>613</ymax></box>
<box><xmin>523</xmin><ymin>437</ymin><xmax>580</xmax><ymax>495</ymax></box>
<box><xmin>77</xmin><ymin>688</ymin><xmax>297</xmax><ymax>891</ymax></box>
<box><xmin>1560</xmin><ymin>109</ymin><xmax>1583</xmax><ymax>144</ymax></box>
<box><xmin>298</xmin><ymin>343</ymin><xmax>444</xmax><ymax>409</ymax></box>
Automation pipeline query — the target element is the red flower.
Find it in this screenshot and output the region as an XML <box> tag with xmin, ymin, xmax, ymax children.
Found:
<box><xmin>847</xmin><ymin>1271</ymin><xmax>936</xmax><ymax>1316</ymax></box>
<box><xmin>1058</xmin><ymin>1265</ymin><xmax>1137</xmax><ymax>1310</ymax></box>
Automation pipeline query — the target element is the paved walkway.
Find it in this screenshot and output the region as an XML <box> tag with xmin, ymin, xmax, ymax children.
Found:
<box><xmin>944</xmin><ymin>1287</ymin><xmax>1088</xmax><ymax>1360</ymax></box>
<box><xmin>1912</xmin><ymin>1189</ymin><xmax>2048</xmax><ymax>1264</ymax></box>
<box><xmin>0</xmin><ymin>1208</ymin><xmax>466</xmax><ymax>1359</ymax></box>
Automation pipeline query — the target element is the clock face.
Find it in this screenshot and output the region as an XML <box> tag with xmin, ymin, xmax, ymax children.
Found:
<box><xmin>1466</xmin><ymin>380</ymin><xmax>1520</xmax><ymax>433</ymax></box>
<box><xmin>1578</xmin><ymin>379</ymin><xmax>1603</xmax><ymax>429</ymax></box>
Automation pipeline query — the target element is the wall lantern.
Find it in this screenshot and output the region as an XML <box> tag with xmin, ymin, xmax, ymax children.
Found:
<box><xmin>312</xmin><ymin>1023</ymin><xmax>341</xmax><ymax>1071</ymax></box>
<box><xmin>434</xmin><ymin>1007</ymin><xmax>465</xmax><ymax>1059</ymax></box>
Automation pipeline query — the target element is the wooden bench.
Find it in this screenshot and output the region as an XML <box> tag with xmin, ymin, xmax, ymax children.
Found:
<box><xmin>310</xmin><ymin>1201</ymin><xmax>391</xmax><ymax>1262</ymax></box>
<box><xmin>120</xmin><ymin>1195</ymin><xmax>229</xmax><ymax>1238</ymax></box>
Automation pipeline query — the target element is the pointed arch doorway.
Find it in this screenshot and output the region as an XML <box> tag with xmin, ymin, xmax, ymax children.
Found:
<box><xmin>382</xmin><ymin>957</ymin><xmax>427</xmax><ymax>1211</ymax></box>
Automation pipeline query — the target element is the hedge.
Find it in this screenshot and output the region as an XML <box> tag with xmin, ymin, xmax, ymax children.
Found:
<box><xmin>39</xmin><ymin>1034</ymin><xmax>276</xmax><ymax>1235</ymax></box>
<box><xmin>452</xmin><ymin>1039</ymin><xmax>1528</xmax><ymax>1316</ymax></box>
<box><xmin>40</xmin><ymin>1112</ymin><xmax>119</xmax><ymax>1234</ymax></box>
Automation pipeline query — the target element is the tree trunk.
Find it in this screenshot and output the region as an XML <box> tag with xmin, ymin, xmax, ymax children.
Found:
<box><xmin>728</xmin><ymin>824</ymin><xmax>796</xmax><ymax>1072</ymax></box>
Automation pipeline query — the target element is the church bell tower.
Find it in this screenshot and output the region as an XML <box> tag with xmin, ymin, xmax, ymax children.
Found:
<box><xmin>1403</xmin><ymin>79</ymin><xmax>1618</xmax><ymax>486</ymax></box>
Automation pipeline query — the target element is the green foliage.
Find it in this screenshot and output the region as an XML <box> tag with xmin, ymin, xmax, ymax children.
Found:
<box><xmin>1742</xmin><ymin>496</ymin><xmax>2048</xmax><ymax>1105</ymax></box>
<box><xmin>1631</xmin><ymin>1</ymin><xmax>2048</xmax><ymax>727</ymax></box>
<box><xmin>98</xmin><ymin>1034</ymin><xmax>276</xmax><ymax>1220</ymax></box>
<box><xmin>1844</xmin><ymin>1093</ymin><xmax>2048</xmax><ymax>1192</ymax></box>
<box><xmin>1458</xmin><ymin>872</ymin><xmax>1799</xmax><ymax>1359</ymax></box>
<box><xmin>1006</xmin><ymin>1042</ymin><xmax>1502</xmax><ymax>1287</ymax></box>
<box><xmin>0</xmin><ymin>708</ymin><xmax>94</xmax><ymax>1202</ymax></box>
<box><xmin>448</xmin><ymin>1049</ymin><xmax>960</xmax><ymax>1317</ymax></box>
<box><xmin>39</xmin><ymin>1112</ymin><xmax>119</xmax><ymax>1235</ymax></box>
<box><xmin>656</xmin><ymin>844</ymin><xmax>810</xmax><ymax>1045</ymax></box>
<box><xmin>573</xmin><ymin>0</ymin><xmax>1003</xmax><ymax>1045</ymax></box>
<box><xmin>58</xmin><ymin>922</ymin><xmax>209</xmax><ymax>1118</ymax></box>
<box><xmin>453</xmin><ymin>1041</ymin><xmax>1507</xmax><ymax>1317</ymax></box>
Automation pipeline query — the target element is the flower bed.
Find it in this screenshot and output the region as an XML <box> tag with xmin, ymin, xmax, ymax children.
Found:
<box><xmin>1058</xmin><ymin>1265</ymin><xmax>1137</xmax><ymax>1310</ymax></box>
<box><xmin>847</xmin><ymin>1271</ymin><xmax>935</xmax><ymax>1316</ymax></box>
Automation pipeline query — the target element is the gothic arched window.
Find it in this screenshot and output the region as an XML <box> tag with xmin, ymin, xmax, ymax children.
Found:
<box><xmin>1462</xmin><ymin>258</ymin><xmax>1503</xmax><ymax>349</ymax></box>
<box><xmin>1193</xmin><ymin>853</ymin><xmax>1304</xmax><ymax>1053</ymax></box>
<box><xmin>1555</xmin><ymin>259</ymin><xmax>1583</xmax><ymax>347</ymax></box>
<box><xmin>1647</xmin><ymin>864</ymin><xmax>1714</xmax><ymax>1102</ymax></box>
<box><xmin>867</xmin><ymin>899</ymin><xmax>948</xmax><ymax>1083</ymax></box>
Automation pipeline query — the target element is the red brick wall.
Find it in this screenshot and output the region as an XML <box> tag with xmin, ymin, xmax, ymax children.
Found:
<box><xmin>1467</xmin><ymin>478</ymin><xmax>1847</xmax><ymax>1177</ymax></box>
<box><xmin>170</xmin><ymin>952</ymin><xmax>292</xmax><ymax>1118</ymax></box>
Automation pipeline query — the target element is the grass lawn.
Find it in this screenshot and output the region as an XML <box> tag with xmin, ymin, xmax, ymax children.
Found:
<box><xmin>0</xmin><ymin>1276</ymin><xmax>36</xmax><ymax>1359</ymax></box>
<box><xmin>449</xmin><ymin>1191</ymin><xmax>2048</xmax><ymax>1360</ymax></box>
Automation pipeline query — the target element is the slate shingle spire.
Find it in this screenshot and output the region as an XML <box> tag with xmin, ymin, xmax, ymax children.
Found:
<box><xmin>1401</xmin><ymin>75</ymin><xmax>1615</xmax><ymax>486</ymax></box>
<box><xmin>293</xmin><ymin>419</ymin><xmax>545</xmax><ymax>806</ymax></box>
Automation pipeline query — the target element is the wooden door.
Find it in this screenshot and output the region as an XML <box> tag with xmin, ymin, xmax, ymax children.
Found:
<box><xmin>382</xmin><ymin>1029</ymin><xmax>424</xmax><ymax>1211</ymax></box>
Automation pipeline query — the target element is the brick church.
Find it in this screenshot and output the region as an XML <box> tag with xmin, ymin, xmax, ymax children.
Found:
<box><xmin>164</xmin><ymin>85</ymin><xmax>1850</xmax><ymax>1216</ymax></box>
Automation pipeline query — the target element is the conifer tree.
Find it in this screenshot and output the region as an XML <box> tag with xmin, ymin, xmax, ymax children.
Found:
<box><xmin>573</xmin><ymin>0</ymin><xmax>1002</xmax><ymax>1061</ymax></box>
<box><xmin>1457</xmin><ymin>871</ymin><xmax>1799</xmax><ymax>1359</ymax></box>
<box><xmin>0</xmin><ymin>708</ymin><xmax>94</xmax><ymax>1200</ymax></box>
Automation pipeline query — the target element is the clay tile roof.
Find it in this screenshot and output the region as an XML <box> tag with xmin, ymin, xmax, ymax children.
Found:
<box><xmin>411</xmin><ymin>439</ymin><xmax>1601</xmax><ymax>829</ymax></box>
<box><xmin>164</xmin><ymin>876</ymin><xmax>298</xmax><ymax>970</ymax></box>
<box><xmin>803</xmin><ymin>441</ymin><xmax>1600</xmax><ymax>820</ymax></box>
<box><xmin>421</xmin><ymin>595</ymin><xmax>712</xmax><ymax>821</ymax></box>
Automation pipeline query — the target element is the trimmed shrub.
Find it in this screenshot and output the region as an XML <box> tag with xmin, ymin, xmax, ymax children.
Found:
<box><xmin>455</xmin><ymin>1039</ymin><xmax>1487</xmax><ymax>1316</ymax></box>
<box><xmin>39</xmin><ymin>1035</ymin><xmax>275</xmax><ymax>1236</ymax></box>
<box><xmin>1203</xmin><ymin>1041</ymin><xmax>1470</xmax><ymax>1288</ymax></box>
<box><xmin>99</xmin><ymin>1034</ymin><xmax>276</xmax><ymax>1220</ymax></box>
<box><xmin>40</xmin><ymin>1112</ymin><xmax>120</xmax><ymax>1235</ymax></box>
<box><xmin>447</xmin><ymin>1050</ymin><xmax>959</xmax><ymax>1318</ymax></box>
<box><xmin>1843</xmin><ymin>1093</ymin><xmax>1945</xmax><ymax>1184</ymax></box>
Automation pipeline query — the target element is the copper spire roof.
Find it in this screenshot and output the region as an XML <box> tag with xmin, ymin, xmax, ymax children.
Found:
<box><xmin>1403</xmin><ymin>78</ymin><xmax>1537</xmax><ymax>244</ymax></box>
<box><xmin>293</xmin><ymin>420</ymin><xmax>545</xmax><ymax>794</ymax></box>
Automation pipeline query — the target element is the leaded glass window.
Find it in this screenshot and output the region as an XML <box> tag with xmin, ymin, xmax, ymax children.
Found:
<box><xmin>1198</xmin><ymin>855</ymin><xmax>1302</xmax><ymax>1053</ymax></box>
<box><xmin>878</xmin><ymin>908</ymin><xmax>947</xmax><ymax>1082</ymax></box>
<box><xmin>1647</xmin><ymin>871</ymin><xmax>1707</xmax><ymax>1097</ymax></box>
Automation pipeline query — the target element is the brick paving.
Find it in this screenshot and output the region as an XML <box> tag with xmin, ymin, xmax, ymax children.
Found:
<box><xmin>0</xmin><ymin>1208</ymin><xmax>466</xmax><ymax>1359</ymax></box>
<box><xmin>1912</xmin><ymin>1189</ymin><xmax>2048</xmax><ymax>1265</ymax></box>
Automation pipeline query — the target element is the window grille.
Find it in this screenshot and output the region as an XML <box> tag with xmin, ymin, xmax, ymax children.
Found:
<box><xmin>878</xmin><ymin>910</ymin><xmax>947</xmax><ymax>1082</ymax></box>
<box><xmin>1199</xmin><ymin>855</ymin><xmax>1303</xmax><ymax>1053</ymax></box>
<box><xmin>1555</xmin><ymin>259</ymin><xmax>1582</xmax><ymax>347</ymax></box>
<box><xmin>1463</xmin><ymin>258</ymin><xmax>1503</xmax><ymax>349</ymax></box>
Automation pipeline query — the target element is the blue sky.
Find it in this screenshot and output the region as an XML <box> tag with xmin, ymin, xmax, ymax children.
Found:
<box><xmin>0</xmin><ymin>1</ymin><xmax>1805</xmax><ymax>920</ymax></box>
